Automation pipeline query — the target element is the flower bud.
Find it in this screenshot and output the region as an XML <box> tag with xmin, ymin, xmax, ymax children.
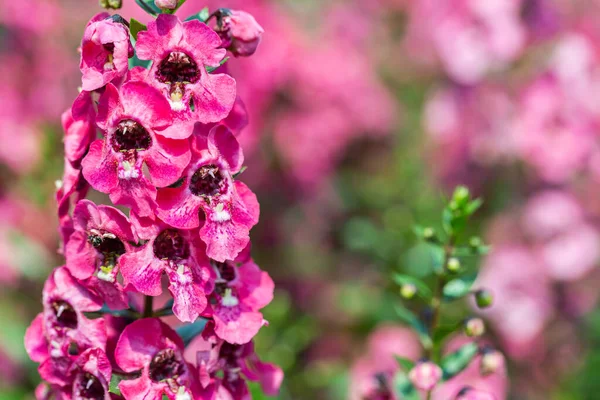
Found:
<box><xmin>480</xmin><ymin>348</ymin><xmax>503</xmax><ymax>375</ymax></box>
<box><xmin>400</xmin><ymin>283</ymin><xmax>417</xmax><ymax>299</ymax></box>
<box><xmin>422</xmin><ymin>227</ymin><xmax>438</xmax><ymax>243</ymax></box>
<box><xmin>154</xmin><ymin>0</ymin><xmax>178</xmax><ymax>10</ymax></box>
<box><xmin>99</xmin><ymin>0</ymin><xmax>122</xmax><ymax>9</ymax></box>
<box><xmin>408</xmin><ymin>361</ymin><xmax>442</xmax><ymax>391</ymax></box>
<box><xmin>455</xmin><ymin>386</ymin><xmax>496</xmax><ymax>400</ymax></box>
<box><xmin>447</xmin><ymin>257</ymin><xmax>461</xmax><ymax>272</ymax></box>
<box><xmin>452</xmin><ymin>186</ymin><xmax>470</xmax><ymax>206</ymax></box>
<box><xmin>469</xmin><ymin>236</ymin><xmax>483</xmax><ymax>248</ymax></box>
<box><xmin>216</xmin><ymin>9</ymin><xmax>264</xmax><ymax>57</ymax></box>
<box><xmin>474</xmin><ymin>289</ymin><xmax>493</xmax><ymax>309</ymax></box>
<box><xmin>464</xmin><ymin>318</ymin><xmax>485</xmax><ymax>337</ymax></box>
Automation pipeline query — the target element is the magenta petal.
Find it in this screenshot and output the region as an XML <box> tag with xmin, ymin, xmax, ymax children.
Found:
<box><xmin>115</xmin><ymin>319</ymin><xmax>164</xmax><ymax>371</ymax></box>
<box><xmin>109</xmin><ymin>177</ymin><xmax>157</xmax><ymax>217</ymax></box>
<box><xmin>208</xmin><ymin>125</ymin><xmax>244</xmax><ymax>173</ymax></box>
<box><xmin>235</xmin><ymin>181</ymin><xmax>260</xmax><ymax>225</ymax></box>
<box><xmin>183</xmin><ymin>20</ymin><xmax>226</xmax><ymax>66</ymax></box>
<box><xmin>81</xmin><ymin>140</ymin><xmax>118</xmax><ymax>193</ymax></box>
<box><xmin>120</xmin><ymin>248</ymin><xmax>164</xmax><ymax>296</ymax></box>
<box><xmin>146</xmin><ymin>136</ymin><xmax>191</xmax><ymax>187</ymax></box>
<box><xmin>24</xmin><ymin>314</ymin><xmax>48</xmax><ymax>363</ymax></box>
<box><xmin>64</xmin><ymin>231</ymin><xmax>96</xmax><ymax>280</ymax></box>
<box><xmin>166</xmin><ymin>266</ymin><xmax>208</xmax><ymax>323</ymax></box>
<box><xmin>136</xmin><ymin>14</ymin><xmax>184</xmax><ymax>61</ymax></box>
<box><xmin>39</xmin><ymin>357</ymin><xmax>72</xmax><ymax>386</ymax></box>
<box><xmin>237</xmin><ymin>261</ymin><xmax>274</xmax><ymax>310</ymax></box>
<box><xmin>192</xmin><ymin>73</ymin><xmax>237</xmax><ymax>124</ymax></box>
<box><xmin>120</xmin><ymin>81</ymin><xmax>173</xmax><ymax>130</ymax></box>
<box><xmin>86</xmin><ymin>277</ymin><xmax>128</xmax><ymax>310</ymax></box>
<box><xmin>96</xmin><ymin>84</ymin><xmax>123</xmax><ymax>131</ymax></box>
<box><xmin>213</xmin><ymin>305</ymin><xmax>263</xmax><ymax>345</ymax></box>
<box><xmin>119</xmin><ymin>374</ymin><xmax>162</xmax><ymax>400</ymax></box>
<box><xmin>156</xmin><ymin>186</ymin><xmax>202</xmax><ymax>229</ymax></box>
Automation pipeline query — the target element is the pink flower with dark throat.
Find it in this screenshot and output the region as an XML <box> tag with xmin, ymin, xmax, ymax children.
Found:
<box><xmin>25</xmin><ymin>267</ymin><xmax>106</xmax><ymax>386</ymax></box>
<box><xmin>156</xmin><ymin>124</ymin><xmax>259</xmax><ymax>262</ymax></box>
<box><xmin>207</xmin><ymin>255</ymin><xmax>273</xmax><ymax>344</ymax></box>
<box><xmin>62</xmin><ymin>91</ymin><xmax>97</xmax><ymax>167</ymax></box>
<box><xmin>80</xmin><ymin>13</ymin><xmax>133</xmax><ymax>91</ymax></box>
<box><xmin>120</xmin><ymin>214</ymin><xmax>213</xmax><ymax>322</ymax></box>
<box><xmin>62</xmin><ymin>348</ymin><xmax>113</xmax><ymax>400</ymax></box>
<box><xmin>64</xmin><ymin>199</ymin><xmax>136</xmax><ymax>309</ymax></box>
<box><xmin>215</xmin><ymin>9</ymin><xmax>265</xmax><ymax>57</ymax></box>
<box><xmin>135</xmin><ymin>14</ymin><xmax>236</xmax><ymax>138</ymax></box>
<box><xmin>81</xmin><ymin>82</ymin><xmax>190</xmax><ymax>216</ymax></box>
<box><xmin>115</xmin><ymin>318</ymin><xmax>196</xmax><ymax>400</ymax></box>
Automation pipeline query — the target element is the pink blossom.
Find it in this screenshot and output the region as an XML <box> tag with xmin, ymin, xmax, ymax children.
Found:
<box><xmin>409</xmin><ymin>361</ymin><xmax>443</xmax><ymax>391</ymax></box>
<box><xmin>156</xmin><ymin>124</ymin><xmax>258</xmax><ymax>262</ymax></box>
<box><xmin>81</xmin><ymin>82</ymin><xmax>190</xmax><ymax>216</ymax></box>
<box><xmin>206</xmin><ymin>254</ymin><xmax>273</xmax><ymax>344</ymax></box>
<box><xmin>61</xmin><ymin>348</ymin><xmax>113</xmax><ymax>400</ymax></box>
<box><xmin>216</xmin><ymin>10</ymin><xmax>265</xmax><ymax>57</ymax></box>
<box><xmin>63</xmin><ymin>91</ymin><xmax>97</xmax><ymax>167</ymax></box>
<box><xmin>120</xmin><ymin>214</ymin><xmax>213</xmax><ymax>322</ymax></box>
<box><xmin>115</xmin><ymin>318</ymin><xmax>196</xmax><ymax>400</ymax></box>
<box><xmin>64</xmin><ymin>199</ymin><xmax>136</xmax><ymax>309</ymax></box>
<box><xmin>25</xmin><ymin>267</ymin><xmax>106</xmax><ymax>385</ymax></box>
<box><xmin>80</xmin><ymin>13</ymin><xmax>132</xmax><ymax>91</ymax></box>
<box><xmin>135</xmin><ymin>14</ymin><xmax>236</xmax><ymax>137</ymax></box>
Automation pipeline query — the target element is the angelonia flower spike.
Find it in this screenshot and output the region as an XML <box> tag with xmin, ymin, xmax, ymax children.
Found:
<box><xmin>350</xmin><ymin>187</ymin><xmax>506</xmax><ymax>400</ymax></box>
<box><xmin>26</xmin><ymin>1</ymin><xmax>281</xmax><ymax>399</ymax></box>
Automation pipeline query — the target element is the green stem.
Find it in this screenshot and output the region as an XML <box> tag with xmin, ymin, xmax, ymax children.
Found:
<box><xmin>142</xmin><ymin>295</ymin><xmax>154</xmax><ymax>318</ymax></box>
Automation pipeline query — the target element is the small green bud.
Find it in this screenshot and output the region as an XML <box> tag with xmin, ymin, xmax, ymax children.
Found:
<box><xmin>452</xmin><ymin>186</ymin><xmax>470</xmax><ymax>205</ymax></box>
<box><xmin>469</xmin><ymin>236</ymin><xmax>483</xmax><ymax>248</ymax></box>
<box><xmin>464</xmin><ymin>317</ymin><xmax>485</xmax><ymax>337</ymax></box>
<box><xmin>474</xmin><ymin>289</ymin><xmax>493</xmax><ymax>309</ymax></box>
<box><xmin>447</xmin><ymin>257</ymin><xmax>461</xmax><ymax>272</ymax></box>
<box><xmin>400</xmin><ymin>283</ymin><xmax>417</xmax><ymax>299</ymax></box>
<box><xmin>100</xmin><ymin>0</ymin><xmax>122</xmax><ymax>9</ymax></box>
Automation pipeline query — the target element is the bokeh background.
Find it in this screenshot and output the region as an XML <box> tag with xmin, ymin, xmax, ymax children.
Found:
<box><xmin>3</xmin><ymin>0</ymin><xmax>600</xmax><ymax>398</ymax></box>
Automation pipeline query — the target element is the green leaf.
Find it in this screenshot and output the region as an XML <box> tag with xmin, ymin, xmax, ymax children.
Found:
<box><xmin>186</xmin><ymin>7</ymin><xmax>210</xmax><ymax>22</ymax></box>
<box><xmin>206</xmin><ymin>57</ymin><xmax>229</xmax><ymax>73</ymax></box>
<box><xmin>442</xmin><ymin>273</ymin><xmax>477</xmax><ymax>302</ymax></box>
<box><xmin>432</xmin><ymin>324</ymin><xmax>459</xmax><ymax>345</ymax></box>
<box><xmin>129</xmin><ymin>18</ymin><xmax>147</xmax><ymax>41</ymax></box>
<box><xmin>440</xmin><ymin>342</ymin><xmax>478</xmax><ymax>380</ymax></box>
<box><xmin>135</xmin><ymin>0</ymin><xmax>161</xmax><ymax>15</ymax></box>
<box><xmin>176</xmin><ymin>318</ymin><xmax>208</xmax><ymax>346</ymax></box>
<box><xmin>232</xmin><ymin>165</ymin><xmax>248</xmax><ymax>179</ymax></box>
<box><xmin>392</xmin><ymin>274</ymin><xmax>432</xmax><ymax>299</ymax></box>
<box><xmin>394</xmin><ymin>356</ymin><xmax>415</xmax><ymax>372</ymax></box>
<box><xmin>394</xmin><ymin>304</ymin><xmax>432</xmax><ymax>350</ymax></box>
<box><xmin>109</xmin><ymin>374</ymin><xmax>123</xmax><ymax>395</ymax></box>
<box><xmin>465</xmin><ymin>198</ymin><xmax>483</xmax><ymax>216</ymax></box>
<box><xmin>393</xmin><ymin>370</ymin><xmax>421</xmax><ymax>400</ymax></box>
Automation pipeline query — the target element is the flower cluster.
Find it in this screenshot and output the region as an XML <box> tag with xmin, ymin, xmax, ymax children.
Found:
<box><xmin>25</xmin><ymin>2</ymin><xmax>282</xmax><ymax>399</ymax></box>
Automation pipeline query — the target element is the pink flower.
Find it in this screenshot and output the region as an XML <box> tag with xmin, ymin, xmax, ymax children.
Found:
<box><xmin>216</xmin><ymin>10</ymin><xmax>265</xmax><ymax>57</ymax></box>
<box><xmin>206</xmin><ymin>253</ymin><xmax>273</xmax><ymax>344</ymax></box>
<box><xmin>120</xmin><ymin>213</ymin><xmax>213</xmax><ymax>322</ymax></box>
<box><xmin>115</xmin><ymin>318</ymin><xmax>196</xmax><ymax>400</ymax></box>
<box><xmin>193</xmin><ymin>338</ymin><xmax>282</xmax><ymax>397</ymax></box>
<box><xmin>25</xmin><ymin>267</ymin><xmax>106</xmax><ymax>385</ymax></box>
<box><xmin>135</xmin><ymin>14</ymin><xmax>236</xmax><ymax>138</ymax></box>
<box><xmin>349</xmin><ymin>325</ymin><xmax>422</xmax><ymax>400</ymax></box>
<box><xmin>64</xmin><ymin>199</ymin><xmax>136</xmax><ymax>309</ymax></box>
<box><xmin>81</xmin><ymin>82</ymin><xmax>190</xmax><ymax>217</ymax></box>
<box><xmin>61</xmin><ymin>348</ymin><xmax>112</xmax><ymax>400</ymax></box>
<box><xmin>62</xmin><ymin>91</ymin><xmax>97</xmax><ymax>167</ymax></box>
<box><xmin>80</xmin><ymin>13</ymin><xmax>132</xmax><ymax>91</ymax></box>
<box><xmin>156</xmin><ymin>124</ymin><xmax>259</xmax><ymax>262</ymax></box>
<box><xmin>409</xmin><ymin>361</ymin><xmax>443</xmax><ymax>391</ymax></box>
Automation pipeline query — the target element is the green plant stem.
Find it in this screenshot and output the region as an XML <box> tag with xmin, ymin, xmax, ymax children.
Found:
<box><xmin>142</xmin><ymin>295</ymin><xmax>153</xmax><ymax>318</ymax></box>
<box><xmin>427</xmin><ymin>237</ymin><xmax>455</xmax><ymax>360</ymax></box>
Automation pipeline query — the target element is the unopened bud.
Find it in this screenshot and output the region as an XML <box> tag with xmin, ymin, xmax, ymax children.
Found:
<box><xmin>409</xmin><ymin>361</ymin><xmax>442</xmax><ymax>391</ymax></box>
<box><xmin>154</xmin><ymin>0</ymin><xmax>178</xmax><ymax>10</ymax></box>
<box><xmin>455</xmin><ymin>386</ymin><xmax>496</xmax><ymax>400</ymax></box>
<box><xmin>447</xmin><ymin>257</ymin><xmax>461</xmax><ymax>272</ymax></box>
<box><xmin>480</xmin><ymin>348</ymin><xmax>503</xmax><ymax>375</ymax></box>
<box><xmin>469</xmin><ymin>236</ymin><xmax>483</xmax><ymax>248</ymax></box>
<box><xmin>216</xmin><ymin>9</ymin><xmax>264</xmax><ymax>57</ymax></box>
<box><xmin>453</xmin><ymin>186</ymin><xmax>470</xmax><ymax>205</ymax></box>
<box><xmin>464</xmin><ymin>318</ymin><xmax>485</xmax><ymax>337</ymax></box>
<box><xmin>422</xmin><ymin>227</ymin><xmax>436</xmax><ymax>242</ymax></box>
<box><xmin>400</xmin><ymin>283</ymin><xmax>417</xmax><ymax>299</ymax></box>
<box><xmin>474</xmin><ymin>289</ymin><xmax>493</xmax><ymax>309</ymax></box>
<box><xmin>100</xmin><ymin>0</ymin><xmax>122</xmax><ymax>9</ymax></box>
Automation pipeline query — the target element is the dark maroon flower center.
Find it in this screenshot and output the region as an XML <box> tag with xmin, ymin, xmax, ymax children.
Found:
<box><xmin>111</xmin><ymin>120</ymin><xmax>152</xmax><ymax>152</ymax></box>
<box><xmin>214</xmin><ymin>261</ymin><xmax>236</xmax><ymax>282</ymax></box>
<box><xmin>103</xmin><ymin>42</ymin><xmax>115</xmax><ymax>53</ymax></box>
<box><xmin>88</xmin><ymin>234</ymin><xmax>126</xmax><ymax>256</ymax></box>
<box><xmin>219</xmin><ymin>342</ymin><xmax>242</xmax><ymax>369</ymax></box>
<box><xmin>189</xmin><ymin>164</ymin><xmax>227</xmax><ymax>197</ymax></box>
<box><xmin>156</xmin><ymin>51</ymin><xmax>200</xmax><ymax>84</ymax></box>
<box><xmin>76</xmin><ymin>372</ymin><xmax>105</xmax><ymax>400</ymax></box>
<box><xmin>149</xmin><ymin>348</ymin><xmax>184</xmax><ymax>382</ymax></box>
<box><xmin>153</xmin><ymin>229</ymin><xmax>190</xmax><ymax>260</ymax></box>
<box><xmin>51</xmin><ymin>300</ymin><xmax>78</xmax><ymax>329</ymax></box>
